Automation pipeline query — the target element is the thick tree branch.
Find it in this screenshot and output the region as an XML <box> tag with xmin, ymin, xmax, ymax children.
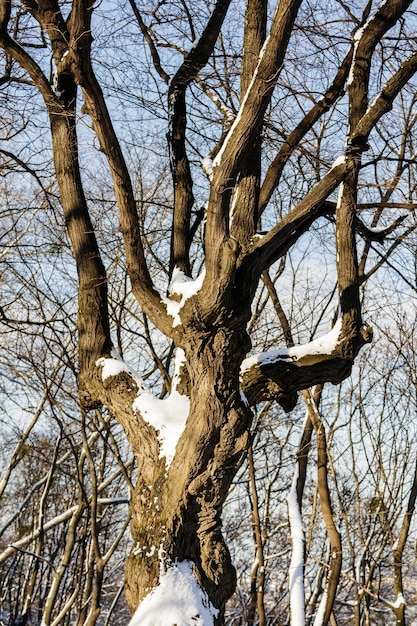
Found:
<box><xmin>240</xmin><ymin>320</ymin><xmax>372</xmax><ymax>410</ymax></box>
<box><xmin>355</xmin><ymin>214</ymin><xmax>408</xmax><ymax>241</ymax></box>
<box><xmin>336</xmin><ymin>0</ymin><xmax>415</xmax><ymax>342</ymax></box>
<box><xmin>350</xmin><ymin>51</ymin><xmax>417</xmax><ymax>145</ymax></box>
<box><xmin>0</xmin><ymin>1</ymin><xmax>56</xmax><ymax>106</ymax></box>
<box><xmin>202</xmin><ymin>0</ymin><xmax>303</xmax><ymax>304</ymax></box>
<box><xmin>33</xmin><ymin>0</ymin><xmax>69</xmax><ymax>62</ymax></box>
<box><xmin>57</xmin><ymin>2</ymin><xmax>171</xmax><ymax>335</ymax></box>
<box><xmin>229</xmin><ymin>0</ymin><xmax>267</xmax><ymax>250</ymax></box>
<box><xmin>347</xmin><ymin>0</ymin><xmax>414</xmax><ymax>126</ymax></box>
<box><xmin>237</xmin><ymin>22</ymin><xmax>417</xmax><ymax>313</ymax></box>
<box><xmin>0</xmin><ymin>4</ymin><xmax>114</xmax><ymax>408</ymax></box>
<box><xmin>168</xmin><ymin>0</ymin><xmax>232</xmax><ymax>277</ymax></box>
<box><xmin>210</xmin><ymin>0</ymin><xmax>302</xmax><ymax>183</ymax></box>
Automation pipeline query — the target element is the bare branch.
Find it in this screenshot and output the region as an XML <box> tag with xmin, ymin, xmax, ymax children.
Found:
<box><xmin>259</xmin><ymin>46</ymin><xmax>354</xmax><ymax>216</ymax></box>
<box><xmin>129</xmin><ymin>0</ymin><xmax>170</xmax><ymax>84</ymax></box>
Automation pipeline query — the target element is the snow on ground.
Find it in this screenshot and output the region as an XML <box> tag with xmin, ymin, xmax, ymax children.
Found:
<box><xmin>162</xmin><ymin>266</ymin><xmax>205</xmax><ymax>327</ymax></box>
<box><xmin>127</xmin><ymin>561</ymin><xmax>219</xmax><ymax>626</ymax></box>
<box><xmin>241</xmin><ymin>318</ymin><xmax>342</xmax><ymax>374</ymax></box>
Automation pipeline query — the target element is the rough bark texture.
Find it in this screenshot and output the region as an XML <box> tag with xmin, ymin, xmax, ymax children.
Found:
<box><xmin>124</xmin><ymin>323</ymin><xmax>253</xmax><ymax>619</ymax></box>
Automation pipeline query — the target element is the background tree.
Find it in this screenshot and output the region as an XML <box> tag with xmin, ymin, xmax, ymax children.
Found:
<box><xmin>1</xmin><ymin>0</ymin><xmax>417</xmax><ymax>624</ymax></box>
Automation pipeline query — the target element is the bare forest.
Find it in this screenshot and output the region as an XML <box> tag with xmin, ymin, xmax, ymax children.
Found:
<box><xmin>1</xmin><ymin>0</ymin><xmax>417</xmax><ymax>624</ymax></box>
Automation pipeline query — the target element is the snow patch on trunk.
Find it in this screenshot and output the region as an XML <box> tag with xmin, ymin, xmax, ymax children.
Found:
<box><xmin>96</xmin><ymin>349</ymin><xmax>138</xmax><ymax>381</ymax></box>
<box><xmin>330</xmin><ymin>155</ymin><xmax>346</xmax><ymax>168</ymax></box>
<box><xmin>162</xmin><ymin>266</ymin><xmax>206</xmax><ymax>327</ymax></box>
<box><xmin>202</xmin><ymin>156</ymin><xmax>214</xmax><ymax>180</ymax></box>
<box><xmin>393</xmin><ymin>593</ymin><xmax>406</xmax><ymax>608</ymax></box>
<box><xmin>97</xmin><ymin>348</ymin><xmax>190</xmax><ymax>465</ymax></box>
<box><xmin>313</xmin><ymin>589</ymin><xmax>328</xmax><ymax>626</ymax></box>
<box><xmin>127</xmin><ymin>560</ymin><xmax>219</xmax><ymax>626</ymax></box>
<box><xmin>133</xmin><ymin>348</ymin><xmax>190</xmax><ymax>464</ymax></box>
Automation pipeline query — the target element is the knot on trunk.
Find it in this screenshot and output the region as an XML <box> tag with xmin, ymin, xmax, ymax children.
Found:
<box><xmin>222</xmin><ymin>236</ymin><xmax>240</xmax><ymax>258</ymax></box>
<box><xmin>198</xmin><ymin>528</ymin><xmax>237</xmax><ymax>608</ymax></box>
<box><xmin>360</xmin><ymin>322</ymin><xmax>373</xmax><ymax>344</ymax></box>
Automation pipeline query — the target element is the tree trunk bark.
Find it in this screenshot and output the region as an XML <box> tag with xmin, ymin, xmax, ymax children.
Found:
<box><xmin>125</xmin><ymin>324</ymin><xmax>253</xmax><ymax>622</ymax></box>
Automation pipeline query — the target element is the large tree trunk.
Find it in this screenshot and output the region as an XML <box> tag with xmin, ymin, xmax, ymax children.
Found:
<box><xmin>124</xmin><ymin>323</ymin><xmax>253</xmax><ymax>621</ymax></box>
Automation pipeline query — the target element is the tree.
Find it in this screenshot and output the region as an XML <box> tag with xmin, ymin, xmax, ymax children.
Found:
<box><xmin>1</xmin><ymin>0</ymin><xmax>417</xmax><ymax>624</ymax></box>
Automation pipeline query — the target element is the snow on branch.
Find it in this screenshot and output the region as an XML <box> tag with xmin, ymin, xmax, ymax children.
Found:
<box><xmin>241</xmin><ymin>318</ymin><xmax>343</xmax><ymax>374</ymax></box>
<box><xmin>96</xmin><ymin>350</ymin><xmax>138</xmax><ymax>382</ymax></box>
<box><xmin>287</xmin><ymin>463</ymin><xmax>306</xmax><ymax>626</ymax></box>
<box><xmin>161</xmin><ymin>266</ymin><xmax>206</xmax><ymax>328</ymax></box>
<box><xmin>355</xmin><ymin>214</ymin><xmax>407</xmax><ymax>241</ymax></box>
